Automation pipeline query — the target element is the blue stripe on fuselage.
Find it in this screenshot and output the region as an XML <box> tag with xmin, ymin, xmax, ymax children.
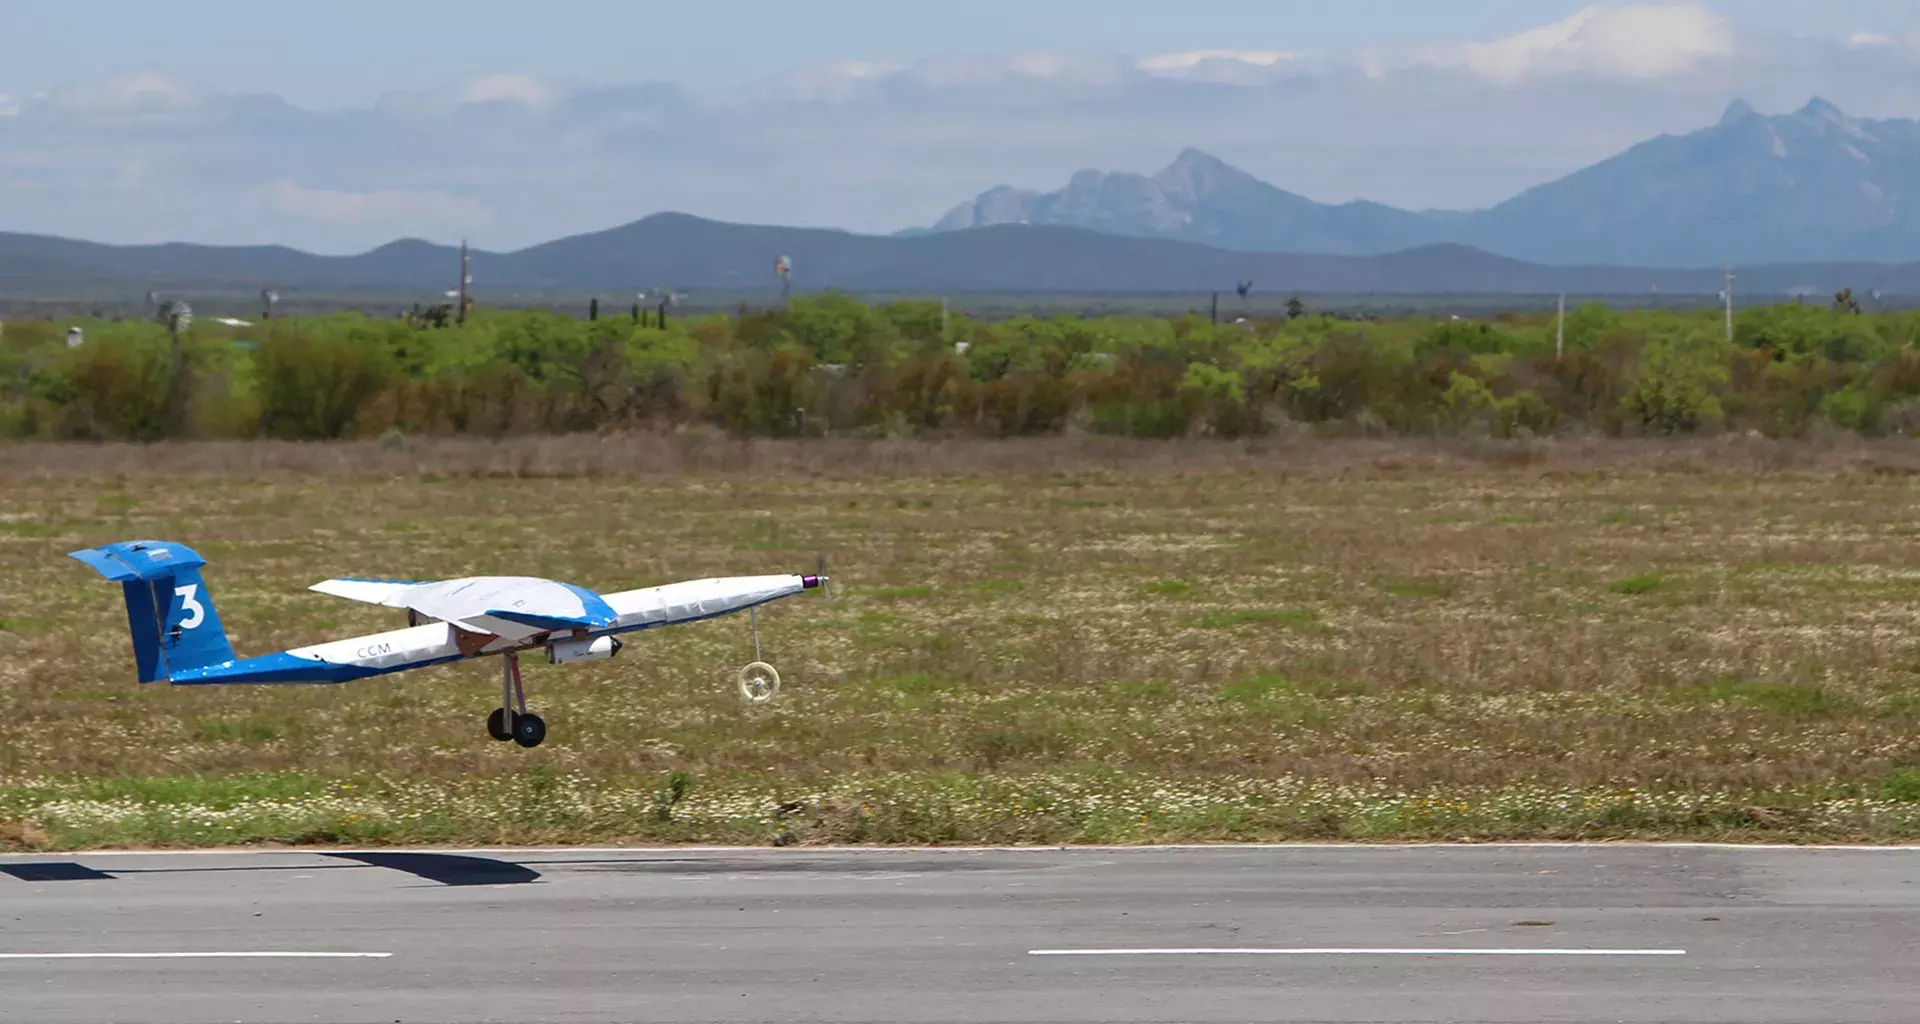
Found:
<box><xmin>167</xmin><ymin>650</ymin><xmax>468</xmax><ymax>685</ymax></box>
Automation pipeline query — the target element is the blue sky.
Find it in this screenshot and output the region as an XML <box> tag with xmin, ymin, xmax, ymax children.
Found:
<box><xmin>1</xmin><ymin>0</ymin><xmax>1910</xmax><ymax>106</ymax></box>
<box><xmin>0</xmin><ymin>1</ymin><xmax>1915</xmax><ymax>250</ymax></box>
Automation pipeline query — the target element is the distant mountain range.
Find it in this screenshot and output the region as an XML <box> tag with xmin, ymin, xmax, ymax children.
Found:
<box><xmin>929</xmin><ymin>99</ymin><xmax>1920</xmax><ymax>267</ymax></box>
<box><xmin>3</xmin><ymin>97</ymin><xmax>1917</xmax><ymax>301</ymax></box>
<box><xmin>3</xmin><ymin>96</ymin><xmax>1915</xmax><ymax>302</ymax></box>
<box><xmin>4</xmin><ymin>213</ymin><xmax>1915</xmax><ymax>300</ymax></box>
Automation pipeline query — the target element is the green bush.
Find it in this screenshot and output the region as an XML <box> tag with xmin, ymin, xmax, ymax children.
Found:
<box><xmin>1623</xmin><ymin>328</ymin><xmax>1727</xmax><ymax>433</ymax></box>
<box><xmin>255</xmin><ymin>331</ymin><xmax>394</xmax><ymax>439</ymax></box>
<box><xmin>42</xmin><ymin>329</ymin><xmax>178</xmax><ymax>440</ymax></box>
<box><xmin>1492</xmin><ymin>389</ymin><xmax>1558</xmax><ymax>438</ymax></box>
<box><xmin>1</xmin><ymin>300</ymin><xmax>1916</xmax><ymax>442</ymax></box>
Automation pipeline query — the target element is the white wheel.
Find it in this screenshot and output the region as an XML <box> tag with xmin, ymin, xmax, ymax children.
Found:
<box><xmin>737</xmin><ymin>661</ymin><xmax>781</xmax><ymax>704</ymax></box>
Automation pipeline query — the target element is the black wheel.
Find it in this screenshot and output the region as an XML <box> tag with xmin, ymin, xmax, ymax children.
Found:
<box><xmin>513</xmin><ymin>712</ymin><xmax>547</xmax><ymax>748</ymax></box>
<box><xmin>486</xmin><ymin>707</ymin><xmax>514</xmax><ymax>742</ymax></box>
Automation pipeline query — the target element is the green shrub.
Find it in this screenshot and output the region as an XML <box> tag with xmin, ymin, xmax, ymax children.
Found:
<box><xmin>1</xmin><ymin>302</ymin><xmax>1916</xmax><ymax>442</ymax></box>
<box><xmin>255</xmin><ymin>332</ymin><xmax>394</xmax><ymax>439</ymax></box>
<box><xmin>1623</xmin><ymin>328</ymin><xmax>1727</xmax><ymax>433</ymax></box>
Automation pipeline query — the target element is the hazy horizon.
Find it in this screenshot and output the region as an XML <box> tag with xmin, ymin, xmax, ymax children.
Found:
<box><xmin>1</xmin><ymin>1</ymin><xmax>1915</xmax><ymax>253</ymax></box>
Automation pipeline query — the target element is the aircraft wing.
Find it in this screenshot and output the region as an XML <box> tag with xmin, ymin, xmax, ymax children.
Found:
<box><xmin>316</xmin><ymin>574</ymin><xmax>653</xmax><ymax>646</ymax></box>
<box><xmin>310</xmin><ymin>578</ymin><xmax>429</xmax><ymax>608</ymax></box>
<box><xmin>409</xmin><ymin>577</ymin><xmax>621</xmax><ymax>643</ymax></box>
<box><xmin>601</xmin><ymin>575</ymin><xmax>819</xmax><ymax>629</ymax></box>
<box><xmin>482</xmin><ymin>608</ymin><xmax>604</xmax><ymax>633</ymax></box>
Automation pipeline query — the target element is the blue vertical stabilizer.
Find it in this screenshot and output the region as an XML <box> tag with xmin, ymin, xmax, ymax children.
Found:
<box><xmin>69</xmin><ymin>541</ymin><xmax>236</xmax><ymax>683</ymax></box>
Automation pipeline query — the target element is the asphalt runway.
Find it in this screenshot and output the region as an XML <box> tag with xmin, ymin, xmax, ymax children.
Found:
<box><xmin>1</xmin><ymin>844</ymin><xmax>1918</xmax><ymax>1023</ymax></box>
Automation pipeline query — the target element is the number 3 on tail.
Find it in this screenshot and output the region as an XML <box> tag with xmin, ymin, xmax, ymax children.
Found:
<box><xmin>174</xmin><ymin>584</ymin><xmax>205</xmax><ymax>630</ymax></box>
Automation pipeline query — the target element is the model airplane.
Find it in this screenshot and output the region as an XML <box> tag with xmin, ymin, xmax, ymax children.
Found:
<box><xmin>71</xmin><ymin>540</ymin><xmax>827</xmax><ymax>748</ymax></box>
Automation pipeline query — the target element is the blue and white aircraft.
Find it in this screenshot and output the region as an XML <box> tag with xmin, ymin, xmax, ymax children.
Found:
<box><xmin>71</xmin><ymin>540</ymin><xmax>827</xmax><ymax>748</ymax></box>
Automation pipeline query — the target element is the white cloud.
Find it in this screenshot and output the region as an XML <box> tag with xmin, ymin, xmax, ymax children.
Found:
<box><xmin>1135</xmin><ymin>50</ymin><xmax>1302</xmax><ymax>84</ymax></box>
<box><xmin>1448</xmin><ymin>3</ymin><xmax>1732</xmax><ymax>81</ymax></box>
<box><xmin>899</xmin><ymin>56</ymin><xmax>1007</xmax><ymax>91</ymax></box>
<box><xmin>0</xmin><ymin>94</ymin><xmax>17</xmax><ymax>117</ymax></box>
<box><xmin>1136</xmin><ymin>50</ymin><xmax>1297</xmax><ymax>74</ymax></box>
<box><xmin>43</xmin><ymin>72</ymin><xmax>202</xmax><ymax>114</ymax></box>
<box><xmin>455</xmin><ymin>73</ymin><xmax>564</xmax><ymax>108</ymax></box>
<box><xmin>1848</xmin><ymin>32</ymin><xmax>1896</xmax><ymax>47</ymax></box>
<box><xmin>896</xmin><ymin>53</ymin><xmax>1128</xmax><ymax>91</ymax></box>
<box><xmin>777</xmin><ymin>60</ymin><xmax>907</xmax><ymax>102</ymax></box>
<box><xmin>1006</xmin><ymin>52</ymin><xmax>1120</xmax><ymax>82</ymax></box>
<box><xmin>254</xmin><ymin>181</ymin><xmax>492</xmax><ymax>228</ymax></box>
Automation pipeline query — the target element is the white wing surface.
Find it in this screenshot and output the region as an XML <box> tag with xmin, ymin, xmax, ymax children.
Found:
<box><xmin>602</xmin><ymin>575</ymin><xmax>811</xmax><ymax>630</ymax></box>
<box><xmin>404</xmin><ymin>576</ymin><xmax>618</xmax><ymax>641</ymax></box>
<box><xmin>310</xmin><ymin>578</ymin><xmax>428</xmax><ymax>608</ymax></box>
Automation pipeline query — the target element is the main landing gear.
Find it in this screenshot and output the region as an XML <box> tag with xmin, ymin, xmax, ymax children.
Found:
<box><xmin>489</xmin><ymin>650</ymin><xmax>546</xmax><ymax>748</ymax></box>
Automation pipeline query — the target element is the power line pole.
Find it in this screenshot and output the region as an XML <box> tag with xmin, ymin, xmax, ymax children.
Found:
<box><xmin>162</xmin><ymin>301</ymin><xmax>191</xmax><ymax>436</ymax></box>
<box><xmin>457</xmin><ymin>240</ymin><xmax>471</xmax><ymax>325</ymax></box>
<box><xmin>1723</xmin><ymin>265</ymin><xmax>1734</xmax><ymax>342</ymax></box>
<box><xmin>1556</xmin><ymin>292</ymin><xmax>1565</xmax><ymax>358</ymax></box>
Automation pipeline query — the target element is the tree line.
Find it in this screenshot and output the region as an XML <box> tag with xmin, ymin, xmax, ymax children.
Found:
<box><xmin>3</xmin><ymin>294</ymin><xmax>1918</xmax><ymax>442</ymax></box>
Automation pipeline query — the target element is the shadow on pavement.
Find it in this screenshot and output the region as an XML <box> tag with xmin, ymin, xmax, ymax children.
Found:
<box><xmin>323</xmin><ymin>852</ymin><xmax>541</xmax><ymax>886</ymax></box>
<box><xmin>0</xmin><ymin>862</ymin><xmax>115</xmax><ymax>882</ymax></box>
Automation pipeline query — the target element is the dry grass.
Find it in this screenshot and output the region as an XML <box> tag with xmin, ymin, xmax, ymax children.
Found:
<box><xmin>0</xmin><ymin>819</ymin><xmax>53</xmax><ymax>850</ymax></box>
<box><xmin>6</xmin><ymin>435</ymin><xmax>1920</xmax><ymax>847</ymax></box>
<box><xmin>5</xmin><ymin>431</ymin><xmax>1920</xmax><ymax>482</ymax></box>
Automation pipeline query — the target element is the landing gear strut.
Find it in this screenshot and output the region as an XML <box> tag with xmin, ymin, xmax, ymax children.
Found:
<box><xmin>490</xmin><ymin>650</ymin><xmax>546</xmax><ymax>748</ymax></box>
<box><xmin>737</xmin><ymin>605</ymin><xmax>781</xmax><ymax>704</ymax></box>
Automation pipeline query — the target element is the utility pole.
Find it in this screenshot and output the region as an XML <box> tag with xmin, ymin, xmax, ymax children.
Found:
<box><xmin>1723</xmin><ymin>265</ymin><xmax>1734</xmax><ymax>342</ymax></box>
<box><xmin>1556</xmin><ymin>292</ymin><xmax>1566</xmax><ymax>358</ymax></box>
<box><xmin>1210</xmin><ymin>292</ymin><xmax>1219</xmax><ymax>325</ymax></box>
<box><xmin>162</xmin><ymin>301</ymin><xmax>192</xmax><ymax>437</ymax></box>
<box><xmin>457</xmin><ymin>240</ymin><xmax>471</xmax><ymax>325</ymax></box>
<box><xmin>941</xmin><ymin>297</ymin><xmax>949</xmax><ymax>345</ymax></box>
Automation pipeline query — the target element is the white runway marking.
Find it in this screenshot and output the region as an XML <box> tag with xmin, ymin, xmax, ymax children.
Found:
<box><xmin>0</xmin><ymin>952</ymin><xmax>392</xmax><ymax>960</ymax></box>
<box><xmin>1030</xmin><ymin>947</ymin><xmax>1685</xmax><ymax>957</ymax></box>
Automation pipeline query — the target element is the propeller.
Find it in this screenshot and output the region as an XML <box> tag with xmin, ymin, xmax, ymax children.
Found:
<box><xmin>815</xmin><ymin>550</ymin><xmax>833</xmax><ymax>601</ymax></box>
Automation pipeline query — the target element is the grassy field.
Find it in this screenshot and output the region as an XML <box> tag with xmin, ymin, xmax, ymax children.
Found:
<box><xmin>5</xmin><ymin>435</ymin><xmax>1920</xmax><ymax>849</ymax></box>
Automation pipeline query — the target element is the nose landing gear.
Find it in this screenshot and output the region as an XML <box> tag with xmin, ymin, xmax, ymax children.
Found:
<box><xmin>737</xmin><ymin>661</ymin><xmax>780</xmax><ymax>703</ymax></box>
<box><xmin>736</xmin><ymin>606</ymin><xmax>783</xmax><ymax>704</ymax></box>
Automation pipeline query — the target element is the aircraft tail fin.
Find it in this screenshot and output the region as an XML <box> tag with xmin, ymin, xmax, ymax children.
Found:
<box><xmin>69</xmin><ymin>541</ymin><xmax>236</xmax><ymax>683</ymax></box>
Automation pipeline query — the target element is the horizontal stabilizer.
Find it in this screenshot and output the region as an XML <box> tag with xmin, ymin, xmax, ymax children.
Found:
<box><xmin>69</xmin><ymin>541</ymin><xmax>208</xmax><ymax>582</ymax></box>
